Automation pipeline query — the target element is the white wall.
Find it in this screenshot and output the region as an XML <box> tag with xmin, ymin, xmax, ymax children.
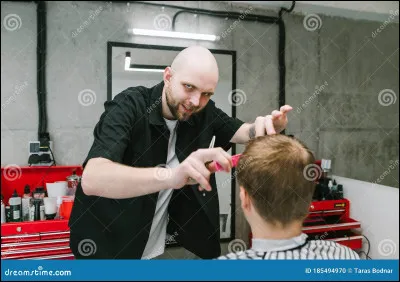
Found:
<box><xmin>334</xmin><ymin>175</ymin><xmax>399</xmax><ymax>259</ymax></box>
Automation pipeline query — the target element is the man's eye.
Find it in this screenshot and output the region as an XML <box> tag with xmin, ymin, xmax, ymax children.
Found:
<box><xmin>185</xmin><ymin>84</ymin><xmax>193</xmax><ymax>89</ymax></box>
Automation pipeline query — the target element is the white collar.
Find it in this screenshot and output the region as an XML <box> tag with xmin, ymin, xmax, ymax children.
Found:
<box><xmin>251</xmin><ymin>233</ymin><xmax>309</xmax><ymax>252</ymax></box>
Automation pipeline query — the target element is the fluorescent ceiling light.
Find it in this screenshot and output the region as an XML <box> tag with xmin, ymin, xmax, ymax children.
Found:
<box><xmin>124</xmin><ymin>53</ymin><xmax>165</xmax><ymax>73</ymax></box>
<box><xmin>130</xmin><ymin>28</ymin><xmax>220</xmax><ymax>41</ymax></box>
<box><xmin>126</xmin><ymin>68</ymin><xmax>164</xmax><ymax>73</ymax></box>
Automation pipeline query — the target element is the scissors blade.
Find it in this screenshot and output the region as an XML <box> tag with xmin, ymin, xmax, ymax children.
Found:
<box><xmin>209</xmin><ymin>135</ymin><xmax>216</xmax><ymax>149</ymax></box>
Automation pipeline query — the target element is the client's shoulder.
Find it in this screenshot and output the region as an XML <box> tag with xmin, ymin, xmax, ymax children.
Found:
<box><xmin>215</xmin><ymin>249</ymin><xmax>264</xmax><ymax>260</ymax></box>
<box><xmin>306</xmin><ymin>240</ymin><xmax>360</xmax><ymax>259</ymax></box>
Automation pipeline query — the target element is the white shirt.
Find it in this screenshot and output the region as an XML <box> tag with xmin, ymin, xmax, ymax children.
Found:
<box><xmin>141</xmin><ymin>118</ymin><xmax>179</xmax><ymax>259</ymax></box>
<box><xmin>216</xmin><ymin>233</ymin><xmax>360</xmax><ymax>260</ymax></box>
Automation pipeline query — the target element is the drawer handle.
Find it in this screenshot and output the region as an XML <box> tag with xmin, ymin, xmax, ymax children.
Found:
<box><xmin>1</xmin><ymin>234</ymin><xmax>40</xmax><ymax>240</ymax></box>
<box><xmin>303</xmin><ymin>222</ymin><xmax>360</xmax><ymax>231</ymax></box>
<box><xmin>22</xmin><ymin>253</ymin><xmax>74</xmax><ymax>260</ymax></box>
<box><xmin>2</xmin><ymin>246</ymin><xmax>71</xmax><ymax>255</ymax></box>
<box><xmin>40</xmin><ymin>231</ymin><xmax>70</xmax><ymax>237</ymax></box>
<box><xmin>2</xmin><ymin>238</ymin><xmax>69</xmax><ymax>248</ymax></box>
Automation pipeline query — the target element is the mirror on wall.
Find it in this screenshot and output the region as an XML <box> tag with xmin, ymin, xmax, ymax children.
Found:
<box><xmin>107</xmin><ymin>42</ymin><xmax>237</xmax><ymax>242</ymax></box>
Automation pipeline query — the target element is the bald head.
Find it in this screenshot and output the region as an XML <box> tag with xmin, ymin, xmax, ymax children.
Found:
<box><xmin>171</xmin><ymin>46</ymin><xmax>219</xmax><ymax>81</ymax></box>
<box><xmin>162</xmin><ymin>46</ymin><xmax>219</xmax><ymax>121</ymax></box>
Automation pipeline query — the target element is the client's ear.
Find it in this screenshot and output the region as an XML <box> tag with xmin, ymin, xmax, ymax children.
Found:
<box><xmin>239</xmin><ymin>186</ymin><xmax>251</xmax><ymax>212</ymax></box>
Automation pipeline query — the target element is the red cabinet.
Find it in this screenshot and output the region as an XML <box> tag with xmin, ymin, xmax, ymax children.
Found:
<box><xmin>1</xmin><ymin>166</ymin><xmax>82</xmax><ymax>260</ymax></box>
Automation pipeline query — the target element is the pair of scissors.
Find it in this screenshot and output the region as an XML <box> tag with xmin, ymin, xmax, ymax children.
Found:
<box><xmin>204</xmin><ymin>135</ymin><xmax>216</xmax><ymax>169</ymax></box>
<box><xmin>187</xmin><ymin>136</ymin><xmax>216</xmax><ymax>187</ymax></box>
<box><xmin>205</xmin><ymin>136</ymin><xmax>242</xmax><ymax>171</ymax></box>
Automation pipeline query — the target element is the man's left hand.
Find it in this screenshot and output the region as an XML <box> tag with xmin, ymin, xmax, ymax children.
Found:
<box><xmin>252</xmin><ymin>105</ymin><xmax>293</xmax><ymax>137</ymax></box>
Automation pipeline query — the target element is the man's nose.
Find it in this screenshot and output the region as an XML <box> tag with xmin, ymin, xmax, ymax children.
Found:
<box><xmin>190</xmin><ymin>93</ymin><xmax>201</xmax><ymax>107</ymax></box>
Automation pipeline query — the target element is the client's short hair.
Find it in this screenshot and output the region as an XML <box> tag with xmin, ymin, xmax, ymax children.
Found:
<box><xmin>237</xmin><ymin>134</ymin><xmax>316</xmax><ymax>227</ymax></box>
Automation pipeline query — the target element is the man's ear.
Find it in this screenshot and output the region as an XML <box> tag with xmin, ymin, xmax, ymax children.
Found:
<box><xmin>163</xmin><ymin>67</ymin><xmax>173</xmax><ymax>85</ymax></box>
<box><xmin>239</xmin><ymin>186</ymin><xmax>250</xmax><ymax>212</ymax></box>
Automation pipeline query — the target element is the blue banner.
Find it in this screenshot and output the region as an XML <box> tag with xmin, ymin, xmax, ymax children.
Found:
<box><xmin>1</xmin><ymin>260</ymin><xmax>399</xmax><ymax>281</ymax></box>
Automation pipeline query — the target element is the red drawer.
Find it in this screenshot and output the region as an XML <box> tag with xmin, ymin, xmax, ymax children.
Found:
<box><xmin>2</xmin><ymin>245</ymin><xmax>72</xmax><ymax>259</ymax></box>
<box><xmin>302</xmin><ymin>217</ymin><xmax>361</xmax><ymax>234</ymax></box>
<box><xmin>2</xmin><ymin>238</ymin><xmax>70</xmax><ymax>252</ymax></box>
<box><xmin>1</xmin><ymin>220</ymin><xmax>69</xmax><ymax>236</ymax></box>
<box><xmin>1</xmin><ymin>233</ymin><xmax>41</xmax><ymax>244</ymax></box>
<box><xmin>22</xmin><ymin>253</ymin><xmax>75</xmax><ymax>260</ymax></box>
<box><xmin>1</xmin><ymin>224</ymin><xmax>72</xmax><ymax>260</ymax></box>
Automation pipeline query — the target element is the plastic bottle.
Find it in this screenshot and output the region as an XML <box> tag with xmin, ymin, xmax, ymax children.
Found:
<box><xmin>1</xmin><ymin>194</ymin><xmax>5</xmax><ymax>224</ymax></box>
<box><xmin>29</xmin><ymin>191</ymin><xmax>40</xmax><ymax>221</ymax></box>
<box><xmin>9</xmin><ymin>190</ymin><xmax>22</xmax><ymax>222</ymax></box>
<box><xmin>56</xmin><ymin>196</ymin><xmax>63</xmax><ymax>219</ymax></box>
<box><xmin>40</xmin><ymin>201</ymin><xmax>45</xmax><ymax>220</ymax></box>
<box><xmin>328</xmin><ymin>180</ymin><xmax>333</xmax><ymax>192</ymax></box>
<box><xmin>6</xmin><ymin>206</ymin><xmax>11</xmax><ymax>222</ymax></box>
<box><xmin>32</xmin><ymin>199</ymin><xmax>42</xmax><ymax>221</ymax></box>
<box><xmin>332</xmin><ymin>179</ymin><xmax>337</xmax><ymax>191</ymax></box>
<box><xmin>22</xmin><ymin>185</ymin><xmax>32</xmax><ymax>221</ymax></box>
<box><xmin>337</xmin><ymin>184</ymin><xmax>344</xmax><ymax>199</ymax></box>
<box><xmin>35</xmin><ymin>187</ymin><xmax>46</xmax><ymax>199</ymax></box>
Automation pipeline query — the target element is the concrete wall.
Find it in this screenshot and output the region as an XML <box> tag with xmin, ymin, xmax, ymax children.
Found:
<box><xmin>1</xmin><ymin>1</ymin><xmax>399</xmax><ymax>257</ymax></box>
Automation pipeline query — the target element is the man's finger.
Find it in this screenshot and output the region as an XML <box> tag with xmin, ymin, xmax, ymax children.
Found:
<box><xmin>271</xmin><ymin>110</ymin><xmax>282</xmax><ymax>119</ymax></box>
<box><xmin>186</xmin><ymin>164</ymin><xmax>211</xmax><ymax>191</ymax></box>
<box><xmin>206</xmin><ymin>161</ymin><xmax>218</xmax><ymax>173</ymax></box>
<box><xmin>255</xmin><ymin>117</ymin><xmax>265</xmax><ymax>137</ymax></box>
<box><xmin>212</xmin><ymin>152</ymin><xmax>232</xmax><ymax>172</ymax></box>
<box><xmin>280</xmin><ymin>105</ymin><xmax>293</xmax><ymax>114</ymax></box>
<box><xmin>265</xmin><ymin>115</ymin><xmax>276</xmax><ymax>135</ymax></box>
<box><xmin>199</xmin><ymin>148</ymin><xmax>231</xmax><ymax>167</ymax></box>
<box><xmin>189</xmin><ymin>158</ymin><xmax>211</xmax><ymax>182</ymax></box>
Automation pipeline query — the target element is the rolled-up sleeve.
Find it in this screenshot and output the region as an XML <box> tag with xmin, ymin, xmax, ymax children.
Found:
<box><xmin>210</xmin><ymin>101</ymin><xmax>245</xmax><ymax>151</ymax></box>
<box><xmin>83</xmin><ymin>89</ymin><xmax>138</xmax><ymax>168</ymax></box>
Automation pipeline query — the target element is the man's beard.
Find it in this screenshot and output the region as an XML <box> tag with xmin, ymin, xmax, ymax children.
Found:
<box><xmin>166</xmin><ymin>87</ymin><xmax>199</xmax><ymax>121</ymax></box>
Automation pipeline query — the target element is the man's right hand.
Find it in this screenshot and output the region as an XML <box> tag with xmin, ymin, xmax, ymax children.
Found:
<box><xmin>169</xmin><ymin>148</ymin><xmax>233</xmax><ymax>191</ymax></box>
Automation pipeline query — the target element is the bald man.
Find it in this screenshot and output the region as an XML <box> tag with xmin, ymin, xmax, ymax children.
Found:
<box><xmin>68</xmin><ymin>46</ymin><xmax>293</xmax><ymax>259</ymax></box>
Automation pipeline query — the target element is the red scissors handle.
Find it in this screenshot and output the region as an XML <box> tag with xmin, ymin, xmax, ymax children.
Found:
<box><xmin>214</xmin><ymin>154</ymin><xmax>242</xmax><ymax>171</ymax></box>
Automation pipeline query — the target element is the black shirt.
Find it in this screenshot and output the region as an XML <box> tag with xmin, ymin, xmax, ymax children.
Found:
<box><xmin>68</xmin><ymin>81</ymin><xmax>245</xmax><ymax>259</ymax></box>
